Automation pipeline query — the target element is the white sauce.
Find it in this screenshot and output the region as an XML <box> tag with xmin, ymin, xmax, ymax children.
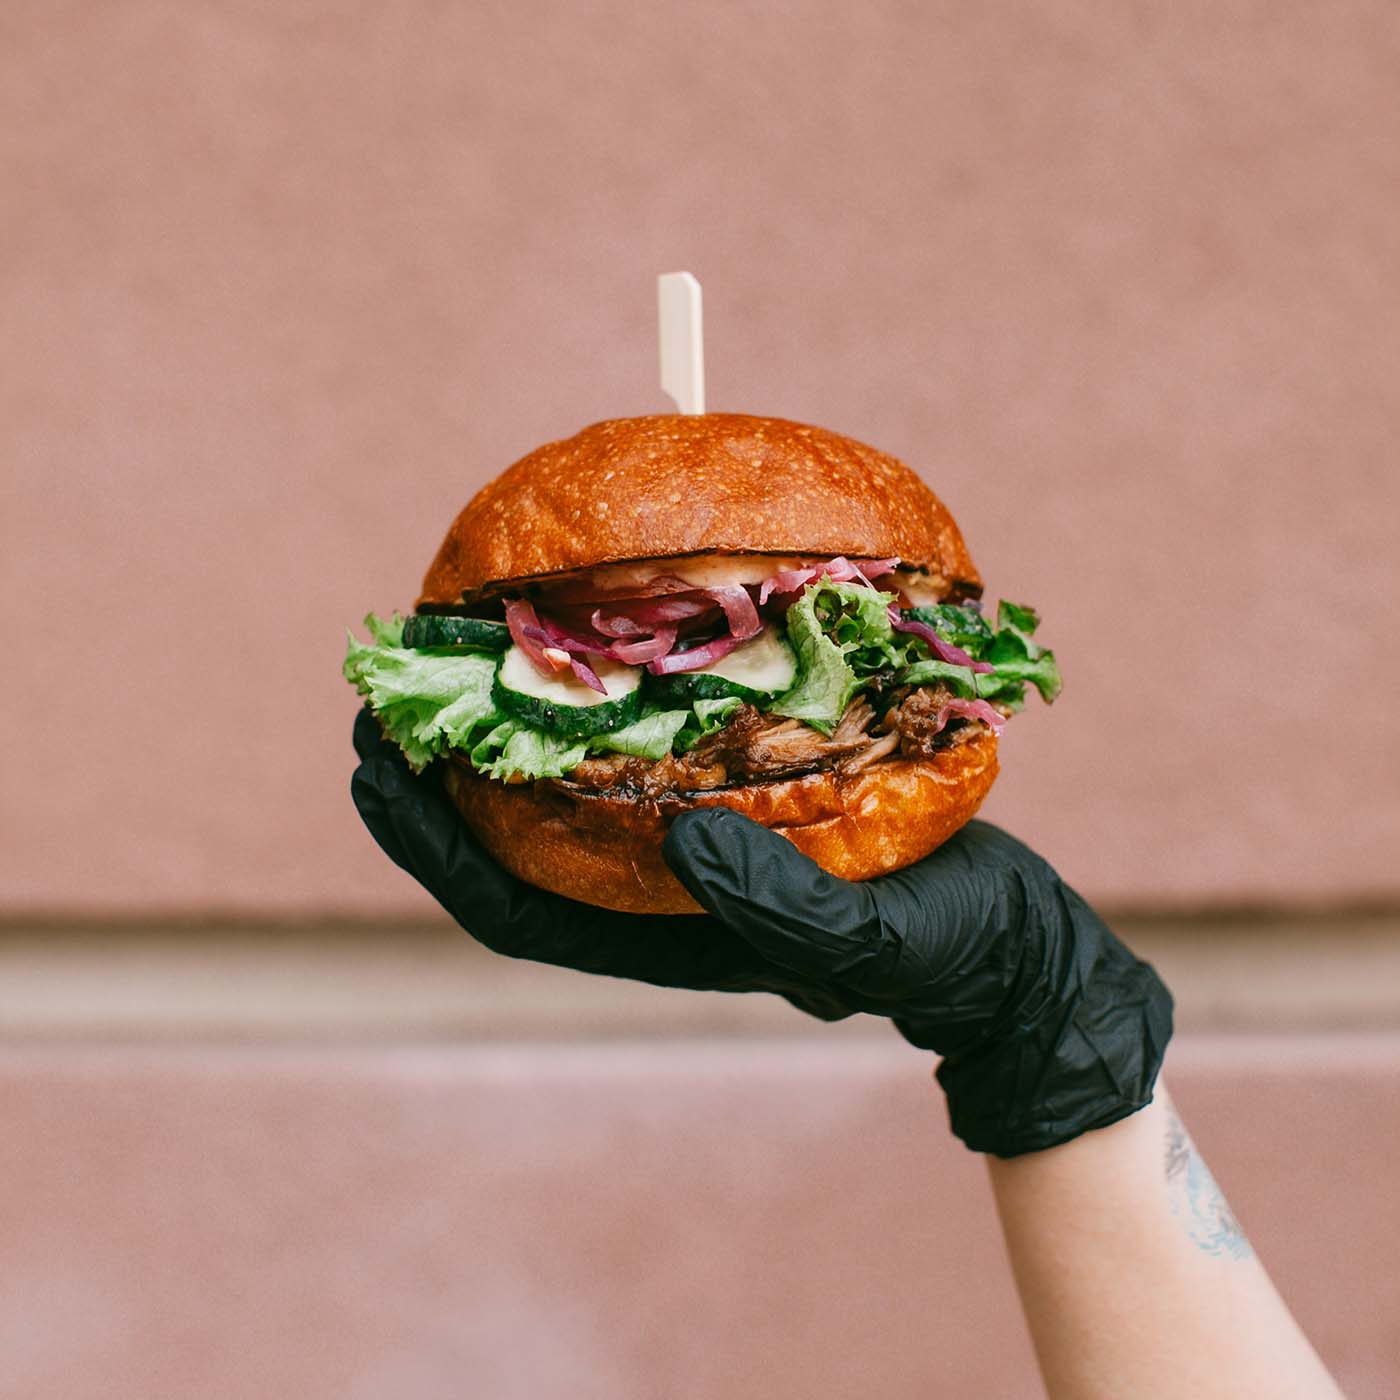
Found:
<box><xmin>574</xmin><ymin>554</ymin><xmax>951</xmax><ymax>601</ymax></box>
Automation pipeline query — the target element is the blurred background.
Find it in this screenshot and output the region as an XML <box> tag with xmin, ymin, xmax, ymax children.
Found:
<box><xmin>3</xmin><ymin>2</ymin><xmax>1398</xmax><ymax>1397</ymax></box>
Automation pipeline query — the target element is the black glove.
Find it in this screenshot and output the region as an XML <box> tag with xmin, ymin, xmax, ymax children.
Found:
<box><xmin>352</xmin><ymin>709</ymin><xmax>1173</xmax><ymax>1157</ymax></box>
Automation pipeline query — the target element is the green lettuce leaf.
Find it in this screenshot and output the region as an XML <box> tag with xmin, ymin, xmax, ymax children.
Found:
<box><xmin>982</xmin><ymin>601</ymin><xmax>1061</xmax><ymax>702</ymax></box>
<box><xmin>365</xmin><ymin>611</ymin><xmax>406</xmax><ymax>648</ymax></box>
<box><xmin>818</xmin><ymin>582</ymin><xmax>905</xmax><ymax>675</ymax></box>
<box><xmin>997</xmin><ymin>600</ymin><xmax>1041</xmax><ymax>638</ymax></box>
<box><xmin>771</xmin><ymin>579</ymin><xmax>922</xmax><ymax>732</ymax></box>
<box><xmin>345</xmin><ymin>613</ymin><xmax>503</xmax><ymax>771</ymax></box>
<box><xmin>896</xmin><ymin>658</ymin><xmax>980</xmax><ymax>697</ymax></box>
<box><xmin>901</xmin><ymin>604</ymin><xmax>993</xmax><ymax>657</ymax></box>
<box><xmin>470</xmin><ymin>720</ymin><xmax>590</xmax><ymax>781</ymax></box>
<box><xmin>674</xmin><ymin>695</ymin><xmax>745</xmax><ymax>754</ymax></box>
<box><xmin>770</xmin><ymin>581</ymin><xmax>895</xmax><ymax>733</ymax></box>
<box><xmin>592</xmin><ymin>707</ymin><xmax>692</xmax><ymax>760</ymax></box>
<box><xmin>694</xmin><ymin>695</ymin><xmax>745</xmax><ymax>729</ymax></box>
<box><xmin>977</xmin><ymin>652</ymin><xmax>1062</xmax><ymax>705</ymax></box>
<box><xmin>989</xmin><ymin>601</ymin><xmax>1044</xmax><ymax>661</ymax></box>
<box><xmin>900</xmin><ymin>599</ymin><xmax>1061</xmax><ymax>706</ymax></box>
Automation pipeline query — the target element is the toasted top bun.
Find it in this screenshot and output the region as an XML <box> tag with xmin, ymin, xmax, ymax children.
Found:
<box><xmin>417</xmin><ymin>413</ymin><xmax>980</xmax><ymax>608</ymax></box>
<box><xmin>441</xmin><ymin>731</ymin><xmax>998</xmax><ymax>915</ymax></box>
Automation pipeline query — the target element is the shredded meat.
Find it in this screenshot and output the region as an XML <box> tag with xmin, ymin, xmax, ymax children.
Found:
<box><xmin>881</xmin><ymin>685</ymin><xmax>985</xmax><ymax>759</ymax></box>
<box><xmin>840</xmin><ymin>730</ymin><xmax>900</xmax><ymax>772</ymax></box>
<box><xmin>686</xmin><ymin>700</ymin><xmax>877</xmax><ymax>781</ymax></box>
<box><xmin>550</xmin><ymin>690</ymin><xmax>990</xmax><ymax>799</ymax></box>
<box><xmin>567</xmin><ymin>754</ymin><xmax>650</xmax><ymax>788</ymax></box>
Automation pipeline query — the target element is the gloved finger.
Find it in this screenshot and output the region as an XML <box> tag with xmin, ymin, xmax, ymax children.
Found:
<box><xmin>350</xmin><ymin>761</ymin><xmax>412</xmax><ymax>875</ymax></box>
<box><xmin>662</xmin><ymin>808</ymin><xmax>902</xmax><ymax>989</ymax></box>
<box><xmin>352</xmin><ymin>706</ymin><xmax>386</xmax><ymax>760</ymax></box>
<box><xmin>410</xmin><ymin>808</ymin><xmax>778</xmax><ymax>989</ymax></box>
<box><xmin>351</xmin><ymin>750</ymin><xmax>474</xmax><ymax>906</ymax></box>
<box><xmin>780</xmin><ymin>988</ymin><xmax>858</xmax><ymax>1022</ymax></box>
<box><xmin>861</xmin><ymin>820</ymin><xmax>1054</xmax><ymax>995</ymax></box>
<box><xmin>352</xmin><ymin>745</ymin><xmax>780</xmax><ymax>991</ymax></box>
<box><xmin>351</xmin><ymin>743</ymin><xmax>530</xmax><ymax>941</ymax></box>
<box><xmin>350</xmin><ymin>714</ymin><xmax>416</xmax><ymax>872</ymax></box>
<box><xmin>548</xmin><ymin>905</ymin><xmax>780</xmax><ymax>994</ymax></box>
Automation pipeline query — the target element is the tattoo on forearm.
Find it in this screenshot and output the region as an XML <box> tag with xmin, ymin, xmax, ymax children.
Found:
<box><xmin>1163</xmin><ymin>1106</ymin><xmax>1253</xmax><ymax>1260</ymax></box>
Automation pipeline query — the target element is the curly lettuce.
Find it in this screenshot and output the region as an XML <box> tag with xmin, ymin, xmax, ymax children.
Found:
<box><xmin>344</xmin><ymin>613</ymin><xmax>502</xmax><ymax>770</ymax></box>
<box><xmin>347</xmin><ymin>615</ymin><xmax>731</xmax><ymax>779</ymax></box>
<box><xmin>900</xmin><ymin>600</ymin><xmax>1061</xmax><ymax>711</ymax></box>
<box><xmin>769</xmin><ymin>580</ymin><xmax>899</xmax><ymax>733</ymax></box>
<box><xmin>345</xmin><ymin>586</ymin><xmax>1062</xmax><ymax>783</ymax></box>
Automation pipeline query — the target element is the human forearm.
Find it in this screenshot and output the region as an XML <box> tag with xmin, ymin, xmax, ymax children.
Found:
<box><xmin>986</xmin><ymin>1082</ymin><xmax>1343</xmax><ymax>1400</ymax></box>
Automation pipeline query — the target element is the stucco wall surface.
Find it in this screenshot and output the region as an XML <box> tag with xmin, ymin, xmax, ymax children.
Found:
<box><xmin>2</xmin><ymin>1037</ymin><xmax>1397</xmax><ymax>1399</ymax></box>
<box><xmin>4</xmin><ymin>2</ymin><xmax>1398</xmax><ymax>913</ymax></box>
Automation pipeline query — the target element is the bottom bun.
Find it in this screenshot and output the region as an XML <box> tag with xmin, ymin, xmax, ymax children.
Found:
<box><xmin>442</xmin><ymin>731</ymin><xmax>998</xmax><ymax>915</ymax></box>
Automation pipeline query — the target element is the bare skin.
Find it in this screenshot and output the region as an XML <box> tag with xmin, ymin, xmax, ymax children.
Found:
<box><xmin>987</xmin><ymin>1081</ymin><xmax>1344</xmax><ymax>1399</ymax></box>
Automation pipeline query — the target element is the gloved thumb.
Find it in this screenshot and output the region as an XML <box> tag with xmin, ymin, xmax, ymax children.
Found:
<box><xmin>662</xmin><ymin>808</ymin><xmax>886</xmax><ymax>983</ymax></box>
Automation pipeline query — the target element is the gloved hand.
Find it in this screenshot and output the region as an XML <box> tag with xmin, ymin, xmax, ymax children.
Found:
<box><xmin>352</xmin><ymin>709</ymin><xmax>1173</xmax><ymax>1158</ymax></box>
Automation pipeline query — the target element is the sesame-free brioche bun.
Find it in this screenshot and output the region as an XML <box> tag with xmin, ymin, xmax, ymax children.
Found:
<box><xmin>417</xmin><ymin>413</ymin><xmax>980</xmax><ymax>608</ymax></box>
<box><xmin>442</xmin><ymin>731</ymin><xmax>998</xmax><ymax>915</ymax></box>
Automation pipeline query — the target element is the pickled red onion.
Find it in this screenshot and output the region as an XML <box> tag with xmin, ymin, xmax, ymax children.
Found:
<box><xmin>645</xmin><ymin>634</ymin><xmax>746</xmax><ymax>675</ymax></box>
<box><xmin>888</xmin><ymin>606</ymin><xmax>995</xmax><ymax>674</ymax></box>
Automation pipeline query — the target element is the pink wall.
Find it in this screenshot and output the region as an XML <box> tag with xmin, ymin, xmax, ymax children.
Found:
<box><xmin>2</xmin><ymin>1037</ymin><xmax>1397</xmax><ymax>1399</ymax></box>
<box><xmin>4</xmin><ymin>2</ymin><xmax>1398</xmax><ymax>915</ymax></box>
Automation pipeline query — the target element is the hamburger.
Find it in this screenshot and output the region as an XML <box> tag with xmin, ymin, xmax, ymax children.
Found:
<box><xmin>344</xmin><ymin>413</ymin><xmax>1060</xmax><ymax>914</ymax></box>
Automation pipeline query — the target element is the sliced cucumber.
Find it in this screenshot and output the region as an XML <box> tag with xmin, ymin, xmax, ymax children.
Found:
<box><xmin>492</xmin><ymin>644</ymin><xmax>644</xmax><ymax>736</ymax></box>
<box><xmin>402</xmin><ymin>614</ymin><xmax>511</xmax><ymax>652</ymax></box>
<box><xmin>646</xmin><ymin>626</ymin><xmax>797</xmax><ymax>706</ymax></box>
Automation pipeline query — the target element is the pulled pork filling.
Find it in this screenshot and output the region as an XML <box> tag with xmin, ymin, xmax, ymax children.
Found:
<box><xmin>550</xmin><ymin>686</ymin><xmax>984</xmax><ymax>798</ymax></box>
